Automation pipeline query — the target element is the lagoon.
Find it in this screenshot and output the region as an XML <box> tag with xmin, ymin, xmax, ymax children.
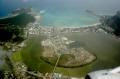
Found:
<box><xmin>18</xmin><ymin>32</ymin><xmax>120</xmax><ymax>77</ymax></box>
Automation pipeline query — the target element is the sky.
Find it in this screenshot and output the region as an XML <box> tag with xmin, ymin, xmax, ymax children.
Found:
<box><xmin>0</xmin><ymin>0</ymin><xmax>120</xmax><ymax>17</ymax></box>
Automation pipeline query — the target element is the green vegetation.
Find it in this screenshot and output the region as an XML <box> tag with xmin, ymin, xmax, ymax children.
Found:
<box><xmin>11</xmin><ymin>32</ymin><xmax>120</xmax><ymax>77</ymax></box>
<box><xmin>12</xmin><ymin>36</ymin><xmax>53</xmax><ymax>73</ymax></box>
<box><xmin>40</xmin><ymin>56</ymin><xmax>58</xmax><ymax>65</ymax></box>
<box><xmin>41</xmin><ymin>54</ymin><xmax>76</xmax><ymax>67</ymax></box>
<box><xmin>0</xmin><ymin>13</ymin><xmax>35</xmax><ymax>26</ymax></box>
<box><xmin>59</xmin><ymin>54</ymin><xmax>75</xmax><ymax>66</ymax></box>
<box><xmin>100</xmin><ymin>11</ymin><xmax>120</xmax><ymax>36</ymax></box>
<box><xmin>0</xmin><ymin>13</ymin><xmax>35</xmax><ymax>42</ymax></box>
<box><xmin>12</xmin><ymin>51</ymin><xmax>22</xmax><ymax>62</ymax></box>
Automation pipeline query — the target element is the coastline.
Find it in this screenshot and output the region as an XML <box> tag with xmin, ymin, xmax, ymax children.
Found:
<box><xmin>0</xmin><ymin>8</ymin><xmax>120</xmax><ymax>79</ymax></box>
<box><xmin>29</xmin><ymin>22</ymin><xmax>106</xmax><ymax>36</ymax></box>
<box><xmin>38</xmin><ymin>23</ymin><xmax>101</xmax><ymax>28</ymax></box>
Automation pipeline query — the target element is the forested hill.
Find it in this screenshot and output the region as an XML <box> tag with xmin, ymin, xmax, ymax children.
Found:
<box><xmin>0</xmin><ymin>8</ymin><xmax>36</xmax><ymax>42</ymax></box>
<box><xmin>100</xmin><ymin>11</ymin><xmax>120</xmax><ymax>36</ymax></box>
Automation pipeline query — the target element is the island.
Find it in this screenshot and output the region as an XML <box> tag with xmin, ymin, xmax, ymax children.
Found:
<box><xmin>0</xmin><ymin>8</ymin><xmax>120</xmax><ymax>79</ymax></box>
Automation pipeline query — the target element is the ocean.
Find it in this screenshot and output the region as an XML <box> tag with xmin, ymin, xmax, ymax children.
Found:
<box><xmin>0</xmin><ymin>6</ymin><xmax>116</xmax><ymax>28</ymax></box>
<box><xmin>38</xmin><ymin>10</ymin><xmax>99</xmax><ymax>27</ymax></box>
<box><xmin>38</xmin><ymin>9</ymin><xmax>116</xmax><ymax>27</ymax></box>
<box><xmin>0</xmin><ymin>0</ymin><xmax>119</xmax><ymax>27</ymax></box>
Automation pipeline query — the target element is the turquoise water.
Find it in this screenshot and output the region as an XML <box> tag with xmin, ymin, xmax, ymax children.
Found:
<box><xmin>39</xmin><ymin>11</ymin><xmax>99</xmax><ymax>27</ymax></box>
<box><xmin>0</xmin><ymin>9</ymin><xmax>99</xmax><ymax>27</ymax></box>
<box><xmin>0</xmin><ymin>0</ymin><xmax>119</xmax><ymax>27</ymax></box>
<box><xmin>38</xmin><ymin>9</ymin><xmax>117</xmax><ymax>27</ymax></box>
<box><xmin>0</xmin><ymin>7</ymin><xmax>116</xmax><ymax>28</ymax></box>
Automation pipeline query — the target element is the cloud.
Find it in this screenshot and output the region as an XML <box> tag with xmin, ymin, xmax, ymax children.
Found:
<box><xmin>40</xmin><ymin>10</ymin><xmax>46</xmax><ymax>14</ymax></box>
<box><xmin>0</xmin><ymin>50</ymin><xmax>8</xmax><ymax>70</ymax></box>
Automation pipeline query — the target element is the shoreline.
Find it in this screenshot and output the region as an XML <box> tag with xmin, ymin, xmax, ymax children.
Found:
<box><xmin>37</xmin><ymin>23</ymin><xmax>101</xmax><ymax>29</ymax></box>
<box><xmin>29</xmin><ymin>22</ymin><xmax>105</xmax><ymax>35</ymax></box>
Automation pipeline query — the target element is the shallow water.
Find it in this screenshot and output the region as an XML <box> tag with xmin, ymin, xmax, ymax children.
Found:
<box><xmin>37</xmin><ymin>9</ymin><xmax>117</xmax><ymax>28</ymax></box>
<box><xmin>60</xmin><ymin>32</ymin><xmax>120</xmax><ymax>77</ymax></box>
<box><xmin>39</xmin><ymin>11</ymin><xmax>99</xmax><ymax>27</ymax></box>
<box><xmin>0</xmin><ymin>0</ymin><xmax>120</xmax><ymax>77</ymax></box>
<box><xmin>20</xmin><ymin>32</ymin><xmax>120</xmax><ymax>77</ymax></box>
